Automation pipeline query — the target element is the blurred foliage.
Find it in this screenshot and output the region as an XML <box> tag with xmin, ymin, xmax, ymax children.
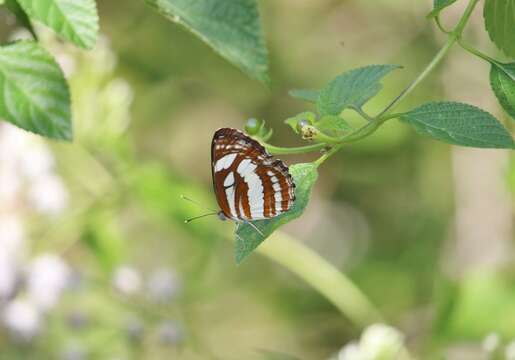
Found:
<box><xmin>0</xmin><ymin>0</ymin><xmax>514</xmax><ymax>359</ymax></box>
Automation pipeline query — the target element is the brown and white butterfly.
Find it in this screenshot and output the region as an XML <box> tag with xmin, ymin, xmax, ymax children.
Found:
<box><xmin>211</xmin><ymin>128</ymin><xmax>295</xmax><ymax>226</ymax></box>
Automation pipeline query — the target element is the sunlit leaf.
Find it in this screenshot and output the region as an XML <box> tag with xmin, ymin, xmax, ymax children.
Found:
<box><xmin>483</xmin><ymin>0</ymin><xmax>515</xmax><ymax>58</ymax></box>
<box><xmin>289</xmin><ymin>89</ymin><xmax>319</xmax><ymax>103</ymax></box>
<box><xmin>235</xmin><ymin>163</ymin><xmax>318</xmax><ymax>264</ymax></box>
<box><xmin>427</xmin><ymin>0</ymin><xmax>458</xmax><ymax>18</ymax></box>
<box><xmin>316</xmin><ymin>115</ymin><xmax>353</xmax><ymax>137</ymax></box>
<box><xmin>17</xmin><ymin>0</ymin><xmax>99</xmax><ymax>49</ymax></box>
<box><xmin>0</xmin><ymin>41</ymin><xmax>72</xmax><ymax>140</ymax></box>
<box><xmin>145</xmin><ymin>0</ymin><xmax>270</xmax><ymax>84</ymax></box>
<box><xmin>317</xmin><ymin>64</ymin><xmax>401</xmax><ymax>116</ymax></box>
<box><xmin>490</xmin><ymin>62</ymin><xmax>515</xmax><ymax>120</ymax></box>
<box><xmin>401</xmin><ymin>102</ymin><xmax>514</xmax><ymax>148</ymax></box>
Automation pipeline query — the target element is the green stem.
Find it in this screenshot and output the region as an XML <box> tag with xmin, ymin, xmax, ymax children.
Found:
<box><xmin>257</xmin><ymin>231</ymin><xmax>383</xmax><ymax>327</ymax></box>
<box><xmin>263</xmin><ymin>142</ymin><xmax>326</xmax><ymax>155</ymax></box>
<box><xmin>458</xmin><ymin>39</ymin><xmax>498</xmax><ymax>64</ymax></box>
<box><xmin>378</xmin><ymin>0</ymin><xmax>480</xmax><ymax>118</ymax></box>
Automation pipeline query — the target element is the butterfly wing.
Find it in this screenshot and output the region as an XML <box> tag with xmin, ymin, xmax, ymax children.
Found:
<box><xmin>211</xmin><ymin>128</ymin><xmax>295</xmax><ymax>221</ymax></box>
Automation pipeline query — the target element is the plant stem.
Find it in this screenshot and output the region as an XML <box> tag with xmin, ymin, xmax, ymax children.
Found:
<box><xmin>257</xmin><ymin>231</ymin><xmax>383</xmax><ymax>327</ymax></box>
<box><xmin>263</xmin><ymin>142</ymin><xmax>326</xmax><ymax>155</ymax></box>
<box><xmin>458</xmin><ymin>39</ymin><xmax>498</xmax><ymax>64</ymax></box>
<box><xmin>378</xmin><ymin>0</ymin><xmax>480</xmax><ymax>118</ymax></box>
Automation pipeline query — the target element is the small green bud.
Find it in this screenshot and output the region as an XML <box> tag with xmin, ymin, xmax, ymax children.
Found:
<box><xmin>245</xmin><ymin>118</ymin><xmax>261</xmax><ymax>135</ymax></box>
<box><xmin>296</xmin><ymin>119</ymin><xmax>311</xmax><ymax>133</ymax></box>
<box><xmin>300</xmin><ymin>125</ymin><xmax>319</xmax><ymax>141</ymax></box>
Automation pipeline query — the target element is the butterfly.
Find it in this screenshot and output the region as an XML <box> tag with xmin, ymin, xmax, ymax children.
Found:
<box><xmin>211</xmin><ymin>128</ymin><xmax>295</xmax><ymax>226</ymax></box>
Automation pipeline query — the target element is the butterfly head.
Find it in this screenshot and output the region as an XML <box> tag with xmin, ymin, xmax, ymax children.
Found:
<box><xmin>217</xmin><ymin>210</ymin><xmax>228</xmax><ymax>221</ymax></box>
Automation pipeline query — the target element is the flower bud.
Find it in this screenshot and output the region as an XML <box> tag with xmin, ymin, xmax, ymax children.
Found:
<box><xmin>244</xmin><ymin>118</ymin><xmax>261</xmax><ymax>135</ymax></box>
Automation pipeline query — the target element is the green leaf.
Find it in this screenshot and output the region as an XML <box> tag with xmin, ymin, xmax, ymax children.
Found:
<box><xmin>317</xmin><ymin>64</ymin><xmax>401</xmax><ymax>116</ymax></box>
<box><xmin>16</xmin><ymin>0</ymin><xmax>99</xmax><ymax>49</ymax></box>
<box><xmin>235</xmin><ymin>163</ymin><xmax>318</xmax><ymax>264</ymax></box>
<box><xmin>257</xmin><ymin>350</ymin><xmax>301</xmax><ymax>360</ymax></box>
<box><xmin>289</xmin><ymin>89</ymin><xmax>319</xmax><ymax>103</ymax></box>
<box><xmin>427</xmin><ymin>0</ymin><xmax>458</xmax><ymax>18</ymax></box>
<box><xmin>316</xmin><ymin>115</ymin><xmax>353</xmax><ymax>137</ymax></box>
<box><xmin>284</xmin><ymin>111</ymin><xmax>316</xmax><ymax>134</ymax></box>
<box><xmin>490</xmin><ymin>63</ymin><xmax>515</xmax><ymax>119</ymax></box>
<box><xmin>0</xmin><ymin>41</ymin><xmax>72</xmax><ymax>140</ymax></box>
<box><xmin>401</xmin><ymin>101</ymin><xmax>514</xmax><ymax>149</ymax></box>
<box><xmin>4</xmin><ymin>0</ymin><xmax>37</xmax><ymax>38</ymax></box>
<box><xmin>145</xmin><ymin>0</ymin><xmax>269</xmax><ymax>84</ymax></box>
<box><xmin>483</xmin><ymin>0</ymin><xmax>515</xmax><ymax>58</ymax></box>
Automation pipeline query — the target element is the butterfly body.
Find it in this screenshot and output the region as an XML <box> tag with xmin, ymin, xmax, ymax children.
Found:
<box><xmin>211</xmin><ymin>128</ymin><xmax>295</xmax><ymax>223</ymax></box>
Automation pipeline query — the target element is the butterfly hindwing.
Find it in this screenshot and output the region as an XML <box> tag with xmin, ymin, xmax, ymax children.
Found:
<box><xmin>211</xmin><ymin>128</ymin><xmax>295</xmax><ymax>221</ymax></box>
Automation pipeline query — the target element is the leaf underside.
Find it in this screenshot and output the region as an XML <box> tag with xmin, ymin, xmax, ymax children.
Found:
<box><xmin>0</xmin><ymin>41</ymin><xmax>72</xmax><ymax>140</ymax></box>
<box><xmin>145</xmin><ymin>0</ymin><xmax>270</xmax><ymax>84</ymax></box>
<box><xmin>17</xmin><ymin>0</ymin><xmax>99</xmax><ymax>49</ymax></box>
<box><xmin>401</xmin><ymin>101</ymin><xmax>514</xmax><ymax>149</ymax></box>
<box><xmin>483</xmin><ymin>0</ymin><xmax>515</xmax><ymax>58</ymax></box>
<box><xmin>235</xmin><ymin>163</ymin><xmax>318</xmax><ymax>264</ymax></box>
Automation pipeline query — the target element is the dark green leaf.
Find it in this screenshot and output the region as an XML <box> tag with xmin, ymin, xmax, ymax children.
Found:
<box><xmin>317</xmin><ymin>64</ymin><xmax>401</xmax><ymax>116</ymax></box>
<box><xmin>235</xmin><ymin>163</ymin><xmax>318</xmax><ymax>264</ymax></box>
<box><xmin>4</xmin><ymin>0</ymin><xmax>37</xmax><ymax>39</ymax></box>
<box><xmin>17</xmin><ymin>0</ymin><xmax>98</xmax><ymax>49</ymax></box>
<box><xmin>289</xmin><ymin>89</ymin><xmax>319</xmax><ymax>103</ymax></box>
<box><xmin>0</xmin><ymin>41</ymin><xmax>72</xmax><ymax>140</ymax></box>
<box><xmin>483</xmin><ymin>0</ymin><xmax>515</xmax><ymax>58</ymax></box>
<box><xmin>427</xmin><ymin>0</ymin><xmax>458</xmax><ymax>18</ymax></box>
<box><xmin>401</xmin><ymin>102</ymin><xmax>514</xmax><ymax>148</ymax></box>
<box><xmin>316</xmin><ymin>115</ymin><xmax>353</xmax><ymax>137</ymax></box>
<box><xmin>490</xmin><ymin>63</ymin><xmax>515</xmax><ymax>119</ymax></box>
<box><xmin>145</xmin><ymin>0</ymin><xmax>269</xmax><ymax>84</ymax></box>
<box><xmin>284</xmin><ymin>112</ymin><xmax>316</xmax><ymax>134</ymax></box>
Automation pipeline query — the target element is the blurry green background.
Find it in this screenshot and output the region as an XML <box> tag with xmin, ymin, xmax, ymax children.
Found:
<box><xmin>0</xmin><ymin>0</ymin><xmax>514</xmax><ymax>359</ymax></box>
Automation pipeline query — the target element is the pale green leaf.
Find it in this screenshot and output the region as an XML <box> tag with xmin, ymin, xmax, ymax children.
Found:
<box><xmin>316</xmin><ymin>115</ymin><xmax>353</xmax><ymax>137</ymax></box>
<box><xmin>490</xmin><ymin>63</ymin><xmax>515</xmax><ymax>119</ymax></box>
<box><xmin>0</xmin><ymin>41</ymin><xmax>72</xmax><ymax>140</ymax></box>
<box><xmin>289</xmin><ymin>89</ymin><xmax>319</xmax><ymax>103</ymax></box>
<box><xmin>317</xmin><ymin>64</ymin><xmax>401</xmax><ymax>116</ymax></box>
<box><xmin>235</xmin><ymin>163</ymin><xmax>318</xmax><ymax>264</ymax></box>
<box><xmin>16</xmin><ymin>0</ymin><xmax>98</xmax><ymax>49</ymax></box>
<box><xmin>427</xmin><ymin>0</ymin><xmax>458</xmax><ymax>18</ymax></box>
<box><xmin>483</xmin><ymin>0</ymin><xmax>515</xmax><ymax>58</ymax></box>
<box><xmin>401</xmin><ymin>102</ymin><xmax>514</xmax><ymax>148</ymax></box>
<box><xmin>145</xmin><ymin>0</ymin><xmax>269</xmax><ymax>84</ymax></box>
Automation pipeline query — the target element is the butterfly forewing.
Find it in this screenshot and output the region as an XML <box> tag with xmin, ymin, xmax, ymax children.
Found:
<box><xmin>211</xmin><ymin>128</ymin><xmax>295</xmax><ymax>221</ymax></box>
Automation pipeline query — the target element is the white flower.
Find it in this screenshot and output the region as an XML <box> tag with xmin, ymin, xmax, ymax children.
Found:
<box><xmin>28</xmin><ymin>174</ymin><xmax>69</xmax><ymax>215</ymax></box>
<box><xmin>0</xmin><ymin>215</ymin><xmax>26</xmax><ymax>259</ymax></box>
<box><xmin>19</xmin><ymin>143</ymin><xmax>55</xmax><ymax>180</ymax></box>
<box><xmin>482</xmin><ymin>332</ymin><xmax>500</xmax><ymax>353</ymax></box>
<box><xmin>360</xmin><ymin>324</ymin><xmax>405</xmax><ymax>360</ymax></box>
<box><xmin>506</xmin><ymin>341</ymin><xmax>515</xmax><ymax>360</ymax></box>
<box><xmin>147</xmin><ymin>268</ymin><xmax>181</xmax><ymax>303</ymax></box>
<box><xmin>2</xmin><ymin>299</ymin><xmax>41</xmax><ymax>342</ymax></box>
<box><xmin>338</xmin><ymin>342</ymin><xmax>364</xmax><ymax>360</ymax></box>
<box><xmin>113</xmin><ymin>265</ymin><xmax>142</xmax><ymax>296</ymax></box>
<box><xmin>0</xmin><ymin>165</ymin><xmax>22</xmax><ymax>204</ymax></box>
<box><xmin>27</xmin><ymin>253</ymin><xmax>70</xmax><ymax>311</ymax></box>
<box><xmin>0</xmin><ymin>252</ymin><xmax>18</xmax><ymax>299</ymax></box>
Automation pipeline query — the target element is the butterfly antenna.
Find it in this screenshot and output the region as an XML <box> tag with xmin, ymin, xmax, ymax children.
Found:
<box><xmin>180</xmin><ymin>195</ymin><xmax>217</xmax><ymax>212</ymax></box>
<box><xmin>184</xmin><ymin>212</ymin><xmax>218</xmax><ymax>224</ymax></box>
<box><xmin>246</xmin><ymin>221</ymin><xmax>265</xmax><ymax>238</ymax></box>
